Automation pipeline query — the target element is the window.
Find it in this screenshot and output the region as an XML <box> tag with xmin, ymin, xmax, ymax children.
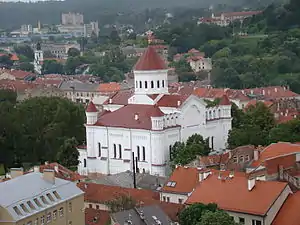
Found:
<box><xmin>162</xmin><ymin>80</ymin><xmax>165</xmax><ymax>88</ymax></box>
<box><xmin>166</xmin><ymin>197</ymin><xmax>170</xmax><ymax>202</ymax></box>
<box><xmin>53</xmin><ymin>210</ymin><xmax>57</xmax><ymax>220</ymax></box>
<box><xmin>41</xmin><ymin>216</ymin><xmax>45</xmax><ymax>225</ymax></box>
<box><xmin>98</xmin><ymin>142</ymin><xmax>101</xmax><ymax>157</ymax></box>
<box><xmin>96</xmin><ymin>205</ymin><xmax>99</xmax><ymax>210</ymax></box>
<box><xmin>68</xmin><ymin>221</ymin><xmax>72</xmax><ymax>225</ymax></box>
<box><xmin>20</xmin><ymin>203</ymin><xmax>29</xmax><ymax>213</ymax></box>
<box><xmin>145</xmin><ymin>81</ymin><xmax>148</xmax><ymax>89</ymax></box>
<box><xmin>139</xmin><ymin>81</ymin><xmax>142</xmax><ymax>88</ymax></box>
<box><xmin>47</xmin><ymin>212</ymin><xmax>51</xmax><ymax>223</ymax></box>
<box><xmin>245</xmin><ymin>155</ymin><xmax>250</xmax><ymax>162</ymax></box>
<box><xmin>157</xmin><ymin>80</ymin><xmax>160</xmax><ymax>88</ymax></box>
<box><xmin>34</xmin><ymin>218</ymin><xmax>38</xmax><ymax>225</ymax></box>
<box><xmin>151</xmin><ymin>81</ymin><xmax>154</xmax><ymax>88</ymax></box>
<box><xmin>118</xmin><ymin>144</ymin><xmax>122</xmax><ymax>159</ymax></box>
<box><xmin>27</xmin><ymin>201</ymin><xmax>36</xmax><ymax>210</ymax></box>
<box><xmin>34</xmin><ymin>198</ymin><xmax>42</xmax><ymax>207</ymax></box>
<box><xmin>137</xmin><ymin>146</ymin><xmax>140</xmax><ymax>161</ymax></box>
<box><xmin>233</xmin><ymin>156</ymin><xmax>238</xmax><ymax>163</ymax></box>
<box><xmin>113</xmin><ymin>144</ymin><xmax>117</xmax><ymax>158</ymax></box>
<box><xmin>13</xmin><ymin>206</ymin><xmax>22</xmax><ymax>215</ymax></box>
<box><xmin>218</xmin><ymin>109</ymin><xmax>221</xmax><ymax>117</ymax></box>
<box><xmin>46</xmin><ymin>193</ymin><xmax>55</xmax><ymax>202</ymax></box>
<box><xmin>142</xmin><ymin>146</ymin><xmax>146</xmax><ymax>161</ymax></box>
<box><xmin>178</xmin><ymin>198</ymin><xmax>183</xmax><ymax>204</ymax></box>
<box><xmin>59</xmin><ymin>207</ymin><xmax>64</xmax><ymax>218</ymax></box>
<box><xmin>135</xmin><ymin>81</ymin><xmax>138</xmax><ymax>88</ymax></box>
<box><xmin>239</xmin><ymin>155</ymin><xmax>244</xmax><ymax>163</ymax></box>
<box><xmin>68</xmin><ymin>202</ymin><xmax>72</xmax><ymax>212</ymax></box>
<box><xmin>89</xmin><ymin>204</ymin><xmax>92</xmax><ymax>208</ymax></box>
<box><xmin>252</xmin><ymin>220</ymin><xmax>262</xmax><ymax>225</ymax></box>
<box><xmin>239</xmin><ymin>217</ymin><xmax>245</xmax><ymax>224</ymax></box>
<box><xmin>163</xmin><ymin>196</ymin><xmax>166</xmax><ymax>202</ymax></box>
<box><xmin>84</xmin><ymin>159</ymin><xmax>87</xmax><ymax>168</ymax></box>
<box><xmin>40</xmin><ymin>196</ymin><xmax>48</xmax><ymax>205</ymax></box>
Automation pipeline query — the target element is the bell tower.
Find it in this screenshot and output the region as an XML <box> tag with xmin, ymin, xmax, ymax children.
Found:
<box><xmin>34</xmin><ymin>42</ymin><xmax>43</xmax><ymax>75</ymax></box>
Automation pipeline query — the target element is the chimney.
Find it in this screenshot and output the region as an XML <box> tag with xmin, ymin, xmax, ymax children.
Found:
<box><xmin>250</xmin><ymin>90</ymin><xmax>253</xmax><ymax>95</ymax></box>
<box><xmin>254</xmin><ymin>150</ymin><xmax>260</xmax><ymax>161</ymax></box>
<box><xmin>203</xmin><ymin>170</ymin><xmax>211</xmax><ymax>180</ymax></box>
<box><xmin>275</xmin><ymin>87</ymin><xmax>278</xmax><ymax>93</ymax></box>
<box><xmin>54</xmin><ymin>165</ymin><xmax>59</xmax><ymax>173</ymax></box>
<box><xmin>177</xmin><ymin>100</ymin><xmax>181</xmax><ymax>107</ymax></box>
<box><xmin>43</xmin><ymin>169</ymin><xmax>55</xmax><ymax>184</ymax></box>
<box><xmin>10</xmin><ymin>168</ymin><xmax>24</xmax><ymax>179</ymax></box>
<box><xmin>248</xmin><ymin>177</ymin><xmax>256</xmax><ymax>191</ymax></box>
<box><xmin>262</xmin><ymin>89</ymin><xmax>265</xmax><ymax>95</ymax></box>
<box><xmin>134</xmin><ymin>113</ymin><xmax>139</xmax><ymax>121</ymax></box>
<box><xmin>34</xmin><ymin>165</ymin><xmax>40</xmax><ymax>173</ymax></box>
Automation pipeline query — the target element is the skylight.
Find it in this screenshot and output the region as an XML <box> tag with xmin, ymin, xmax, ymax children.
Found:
<box><xmin>34</xmin><ymin>198</ymin><xmax>42</xmax><ymax>207</ymax></box>
<box><xmin>20</xmin><ymin>203</ymin><xmax>29</xmax><ymax>213</ymax></box>
<box><xmin>13</xmin><ymin>206</ymin><xmax>22</xmax><ymax>216</ymax></box>
<box><xmin>166</xmin><ymin>181</ymin><xmax>177</xmax><ymax>187</ymax></box>
<box><xmin>53</xmin><ymin>191</ymin><xmax>61</xmax><ymax>200</ymax></box>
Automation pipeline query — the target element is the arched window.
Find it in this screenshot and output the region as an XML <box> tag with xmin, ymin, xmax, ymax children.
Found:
<box><xmin>145</xmin><ymin>81</ymin><xmax>148</xmax><ymax>89</ymax></box>
<box><xmin>113</xmin><ymin>144</ymin><xmax>117</xmax><ymax>158</ymax></box>
<box><xmin>162</xmin><ymin>80</ymin><xmax>165</xmax><ymax>88</ymax></box>
<box><xmin>205</xmin><ymin>112</ymin><xmax>208</xmax><ymax>120</ymax></box>
<box><xmin>137</xmin><ymin>146</ymin><xmax>140</xmax><ymax>161</ymax></box>
<box><xmin>83</xmin><ymin>159</ymin><xmax>87</xmax><ymax>168</ymax></box>
<box><xmin>139</xmin><ymin>81</ymin><xmax>142</xmax><ymax>88</ymax></box>
<box><xmin>218</xmin><ymin>109</ymin><xmax>221</xmax><ymax>118</ymax></box>
<box><xmin>157</xmin><ymin>80</ymin><xmax>160</xmax><ymax>88</ymax></box>
<box><xmin>142</xmin><ymin>146</ymin><xmax>146</xmax><ymax>161</ymax></box>
<box><xmin>98</xmin><ymin>143</ymin><xmax>101</xmax><ymax>157</ymax></box>
<box><xmin>151</xmin><ymin>81</ymin><xmax>154</xmax><ymax>88</ymax></box>
<box><xmin>213</xmin><ymin>110</ymin><xmax>216</xmax><ymax>119</ymax></box>
<box><xmin>135</xmin><ymin>81</ymin><xmax>138</xmax><ymax>88</ymax></box>
<box><xmin>118</xmin><ymin>144</ymin><xmax>122</xmax><ymax>159</ymax></box>
<box><xmin>209</xmin><ymin>111</ymin><xmax>212</xmax><ymax>120</ymax></box>
<box><xmin>142</xmin><ymin>168</ymin><xmax>146</xmax><ymax>174</ymax></box>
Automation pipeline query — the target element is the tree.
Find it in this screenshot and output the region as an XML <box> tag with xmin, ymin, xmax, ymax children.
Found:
<box><xmin>106</xmin><ymin>195</ymin><xmax>136</xmax><ymax>213</ymax></box>
<box><xmin>19</xmin><ymin>62</ymin><xmax>34</xmax><ymax>72</ymax></box>
<box><xmin>179</xmin><ymin>203</ymin><xmax>218</xmax><ymax>225</ymax></box>
<box><xmin>42</xmin><ymin>60</ymin><xmax>64</xmax><ymax>74</ymax></box>
<box><xmin>57</xmin><ymin>137</ymin><xmax>79</xmax><ymax>168</ymax></box>
<box><xmin>109</xmin><ymin>29</ymin><xmax>121</xmax><ymax>45</ymax></box>
<box><xmin>170</xmin><ymin>134</ymin><xmax>210</xmax><ymax>168</ymax></box>
<box><xmin>269</xmin><ymin>119</ymin><xmax>300</xmax><ymax>143</ymax></box>
<box><xmin>13</xmin><ymin>44</ymin><xmax>34</xmax><ymax>61</ymax></box>
<box><xmin>0</xmin><ymin>55</ymin><xmax>13</xmax><ymax>67</ymax></box>
<box><xmin>67</xmin><ymin>48</ymin><xmax>81</xmax><ymax>57</ymax></box>
<box><xmin>197</xmin><ymin>210</ymin><xmax>238</xmax><ymax>225</ymax></box>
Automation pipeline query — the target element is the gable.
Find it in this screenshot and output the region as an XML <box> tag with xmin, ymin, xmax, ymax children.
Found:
<box><xmin>128</xmin><ymin>94</ymin><xmax>155</xmax><ymax>105</ymax></box>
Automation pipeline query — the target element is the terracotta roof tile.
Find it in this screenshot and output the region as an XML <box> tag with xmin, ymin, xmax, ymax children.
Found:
<box><xmin>244</xmin><ymin>86</ymin><xmax>299</xmax><ymax>99</ymax></box>
<box><xmin>104</xmin><ymin>89</ymin><xmax>133</xmax><ymax>105</ymax></box>
<box><xmin>39</xmin><ymin>162</ymin><xmax>82</xmax><ymax>182</ymax></box>
<box><xmin>134</xmin><ymin>46</ymin><xmax>167</xmax><ymax>71</ymax></box>
<box><xmin>161</xmin><ymin>166</ymin><xmax>199</xmax><ymax>194</ymax></box>
<box><xmin>97</xmin><ymin>82</ymin><xmax>120</xmax><ymax>93</ymax></box>
<box><xmin>272</xmin><ymin>192</ymin><xmax>300</xmax><ymax>225</ymax></box>
<box><xmin>186</xmin><ymin>170</ymin><xmax>288</xmax><ymax>216</ymax></box>
<box><xmin>86</xmin><ymin>101</ymin><xmax>98</xmax><ymax>112</ymax></box>
<box><xmin>251</xmin><ymin>142</ymin><xmax>300</xmax><ymax>168</ymax></box>
<box><xmin>156</xmin><ymin>94</ymin><xmax>189</xmax><ymax>107</ymax></box>
<box><xmin>95</xmin><ymin>104</ymin><xmax>165</xmax><ymax>130</ymax></box>
<box><xmin>77</xmin><ymin>182</ymin><xmax>159</xmax><ymax>205</ymax></box>
<box><xmin>85</xmin><ymin>208</ymin><xmax>110</xmax><ymax>225</ymax></box>
<box><xmin>219</xmin><ymin>94</ymin><xmax>231</xmax><ymax>105</ymax></box>
<box><xmin>265</xmin><ymin>153</ymin><xmax>296</xmax><ymax>175</ymax></box>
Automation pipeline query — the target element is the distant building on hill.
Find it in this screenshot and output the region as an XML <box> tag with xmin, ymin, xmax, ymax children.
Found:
<box><xmin>62</xmin><ymin>12</ymin><xmax>84</xmax><ymax>26</ymax></box>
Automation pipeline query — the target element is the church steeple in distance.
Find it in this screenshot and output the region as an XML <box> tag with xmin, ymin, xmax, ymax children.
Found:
<box><xmin>36</xmin><ymin>42</ymin><xmax>41</xmax><ymax>51</ymax></box>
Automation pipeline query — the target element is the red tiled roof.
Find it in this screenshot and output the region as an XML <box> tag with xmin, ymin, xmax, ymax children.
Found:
<box><xmin>245</xmin><ymin>100</ymin><xmax>273</xmax><ymax>109</ymax></box>
<box><xmin>244</xmin><ymin>86</ymin><xmax>299</xmax><ymax>99</ymax></box>
<box><xmin>77</xmin><ymin>182</ymin><xmax>160</xmax><ymax>205</ymax></box>
<box><xmin>0</xmin><ymin>69</ymin><xmax>33</xmax><ymax>79</ymax></box>
<box><xmin>134</xmin><ymin>46</ymin><xmax>167</xmax><ymax>71</ymax></box>
<box><xmin>272</xmin><ymin>192</ymin><xmax>300</xmax><ymax>225</ymax></box>
<box><xmin>265</xmin><ymin>153</ymin><xmax>296</xmax><ymax>175</ymax></box>
<box><xmin>222</xmin><ymin>11</ymin><xmax>262</xmax><ymax>17</ymax></box>
<box><xmin>104</xmin><ymin>89</ymin><xmax>133</xmax><ymax>105</ymax></box>
<box><xmin>186</xmin><ymin>170</ymin><xmax>288</xmax><ymax>216</ymax></box>
<box><xmin>0</xmin><ymin>79</ymin><xmax>37</xmax><ymax>92</ymax></box>
<box><xmin>40</xmin><ymin>162</ymin><xmax>82</xmax><ymax>182</ymax></box>
<box><xmin>251</xmin><ymin>142</ymin><xmax>300</xmax><ymax>168</ymax></box>
<box><xmin>0</xmin><ymin>53</ymin><xmax>19</xmax><ymax>61</ymax></box>
<box><xmin>95</xmin><ymin>104</ymin><xmax>165</xmax><ymax>130</ymax></box>
<box><xmin>86</xmin><ymin>101</ymin><xmax>98</xmax><ymax>112</ymax></box>
<box><xmin>156</xmin><ymin>94</ymin><xmax>189</xmax><ymax>107</ymax></box>
<box><xmin>219</xmin><ymin>94</ymin><xmax>231</xmax><ymax>105</ymax></box>
<box><xmin>161</xmin><ymin>166</ymin><xmax>199</xmax><ymax>194</ymax></box>
<box><xmin>159</xmin><ymin>202</ymin><xmax>184</xmax><ymax>222</ymax></box>
<box><xmin>85</xmin><ymin>208</ymin><xmax>110</xmax><ymax>225</ymax></box>
<box><xmin>97</xmin><ymin>82</ymin><xmax>120</xmax><ymax>93</ymax></box>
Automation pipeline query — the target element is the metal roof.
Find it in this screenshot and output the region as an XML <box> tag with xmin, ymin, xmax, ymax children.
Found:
<box><xmin>0</xmin><ymin>172</ymin><xmax>84</xmax><ymax>221</ymax></box>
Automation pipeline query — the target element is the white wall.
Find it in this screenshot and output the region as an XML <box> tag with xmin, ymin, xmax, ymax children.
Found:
<box><xmin>160</xmin><ymin>192</ymin><xmax>188</xmax><ymax>204</ymax></box>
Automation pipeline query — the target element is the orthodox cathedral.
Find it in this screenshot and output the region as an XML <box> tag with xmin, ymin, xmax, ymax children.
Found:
<box><xmin>78</xmin><ymin>46</ymin><xmax>232</xmax><ymax>176</ymax></box>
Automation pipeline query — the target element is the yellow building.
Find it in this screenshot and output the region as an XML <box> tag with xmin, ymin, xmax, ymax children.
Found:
<box><xmin>0</xmin><ymin>168</ymin><xmax>85</xmax><ymax>225</ymax></box>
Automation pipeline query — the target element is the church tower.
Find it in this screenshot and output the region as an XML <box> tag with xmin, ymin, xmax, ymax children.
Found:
<box><xmin>34</xmin><ymin>42</ymin><xmax>43</xmax><ymax>75</ymax></box>
<box><xmin>133</xmin><ymin>46</ymin><xmax>169</xmax><ymax>95</ymax></box>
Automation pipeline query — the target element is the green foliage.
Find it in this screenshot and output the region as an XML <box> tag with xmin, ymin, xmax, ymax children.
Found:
<box><xmin>269</xmin><ymin>119</ymin><xmax>300</xmax><ymax>143</ymax></box>
<box><xmin>170</xmin><ymin>134</ymin><xmax>210</xmax><ymax>168</ymax></box>
<box><xmin>197</xmin><ymin>210</ymin><xmax>238</xmax><ymax>225</ymax></box>
<box><xmin>0</xmin><ymin>55</ymin><xmax>13</xmax><ymax>67</ymax></box>
<box><xmin>42</xmin><ymin>60</ymin><xmax>64</xmax><ymax>74</ymax></box>
<box><xmin>13</xmin><ymin>44</ymin><xmax>34</xmax><ymax>61</ymax></box>
<box><xmin>179</xmin><ymin>203</ymin><xmax>218</xmax><ymax>225</ymax></box>
<box><xmin>106</xmin><ymin>195</ymin><xmax>136</xmax><ymax>213</ymax></box>
<box><xmin>18</xmin><ymin>62</ymin><xmax>34</xmax><ymax>72</ymax></box>
<box><xmin>67</xmin><ymin>48</ymin><xmax>81</xmax><ymax>58</ymax></box>
<box><xmin>0</xmin><ymin>164</ymin><xmax>5</xmax><ymax>175</ymax></box>
<box><xmin>0</xmin><ymin>93</ymin><xmax>85</xmax><ymax>169</ymax></box>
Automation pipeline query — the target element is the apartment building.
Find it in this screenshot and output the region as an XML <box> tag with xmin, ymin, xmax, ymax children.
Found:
<box><xmin>0</xmin><ymin>168</ymin><xmax>85</xmax><ymax>225</ymax></box>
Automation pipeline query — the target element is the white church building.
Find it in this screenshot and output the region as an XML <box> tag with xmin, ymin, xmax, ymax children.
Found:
<box><xmin>78</xmin><ymin>46</ymin><xmax>232</xmax><ymax>176</ymax></box>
